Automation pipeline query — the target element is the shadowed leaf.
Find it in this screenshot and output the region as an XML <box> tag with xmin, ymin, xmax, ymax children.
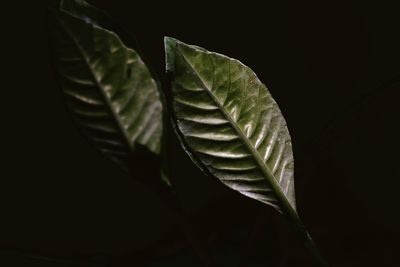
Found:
<box><xmin>48</xmin><ymin>1</ymin><xmax>164</xmax><ymax>175</ymax></box>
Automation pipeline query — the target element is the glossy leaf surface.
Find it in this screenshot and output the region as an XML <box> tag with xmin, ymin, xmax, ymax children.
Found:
<box><xmin>49</xmin><ymin>1</ymin><xmax>163</xmax><ymax>172</ymax></box>
<box><xmin>165</xmin><ymin>37</ymin><xmax>295</xmax><ymax>213</ymax></box>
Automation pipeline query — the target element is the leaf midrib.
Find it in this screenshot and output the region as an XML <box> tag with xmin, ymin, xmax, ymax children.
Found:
<box><xmin>57</xmin><ymin>14</ymin><xmax>134</xmax><ymax>152</ymax></box>
<box><xmin>177</xmin><ymin>44</ymin><xmax>296</xmax><ymax>213</ymax></box>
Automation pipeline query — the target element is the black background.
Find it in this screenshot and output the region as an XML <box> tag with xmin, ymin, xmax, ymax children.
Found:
<box><xmin>1</xmin><ymin>0</ymin><xmax>400</xmax><ymax>266</ymax></box>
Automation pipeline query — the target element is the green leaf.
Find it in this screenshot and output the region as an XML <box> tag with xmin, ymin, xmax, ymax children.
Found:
<box><xmin>165</xmin><ymin>38</ymin><xmax>330</xmax><ymax>267</ymax></box>
<box><xmin>48</xmin><ymin>2</ymin><xmax>163</xmax><ymax>174</ymax></box>
<box><xmin>165</xmin><ymin>37</ymin><xmax>295</xmax><ymax>213</ymax></box>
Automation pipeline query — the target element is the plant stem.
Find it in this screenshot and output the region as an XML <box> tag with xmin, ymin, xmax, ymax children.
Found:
<box><xmin>282</xmin><ymin>205</ymin><xmax>329</xmax><ymax>267</ymax></box>
<box><xmin>303</xmin><ymin>231</ymin><xmax>329</xmax><ymax>267</ymax></box>
<box><xmin>250</xmin><ymin>145</ymin><xmax>329</xmax><ymax>267</ymax></box>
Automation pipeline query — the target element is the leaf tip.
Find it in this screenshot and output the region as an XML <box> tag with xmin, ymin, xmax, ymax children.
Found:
<box><xmin>164</xmin><ymin>36</ymin><xmax>177</xmax><ymax>45</ymax></box>
<box><xmin>164</xmin><ymin>36</ymin><xmax>179</xmax><ymax>72</ymax></box>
